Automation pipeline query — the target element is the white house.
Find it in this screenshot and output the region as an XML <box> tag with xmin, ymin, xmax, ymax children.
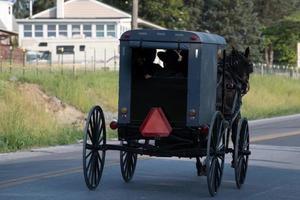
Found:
<box><xmin>0</xmin><ymin>0</ymin><xmax>18</xmax><ymax>45</ymax></box>
<box><xmin>16</xmin><ymin>0</ymin><xmax>164</xmax><ymax>66</ymax></box>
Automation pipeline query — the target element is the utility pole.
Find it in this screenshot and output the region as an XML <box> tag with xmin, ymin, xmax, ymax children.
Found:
<box><xmin>131</xmin><ymin>0</ymin><xmax>138</xmax><ymax>29</ymax></box>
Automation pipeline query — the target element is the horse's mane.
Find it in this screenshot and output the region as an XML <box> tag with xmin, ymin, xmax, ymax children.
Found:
<box><xmin>219</xmin><ymin>48</ymin><xmax>253</xmax><ymax>95</ymax></box>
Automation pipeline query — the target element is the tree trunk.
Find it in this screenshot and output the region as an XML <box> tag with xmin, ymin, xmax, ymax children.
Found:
<box><xmin>269</xmin><ymin>44</ymin><xmax>273</xmax><ymax>67</ymax></box>
<box><xmin>265</xmin><ymin>43</ymin><xmax>273</xmax><ymax>68</ymax></box>
<box><xmin>265</xmin><ymin>47</ymin><xmax>269</xmax><ymax>68</ymax></box>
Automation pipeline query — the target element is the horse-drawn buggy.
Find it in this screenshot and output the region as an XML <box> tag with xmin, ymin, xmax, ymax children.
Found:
<box><xmin>82</xmin><ymin>29</ymin><xmax>253</xmax><ymax>196</ymax></box>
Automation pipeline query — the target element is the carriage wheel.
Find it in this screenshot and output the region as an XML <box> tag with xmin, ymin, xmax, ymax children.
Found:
<box><xmin>206</xmin><ymin>111</ymin><xmax>227</xmax><ymax>197</ymax></box>
<box><xmin>120</xmin><ymin>141</ymin><xmax>138</xmax><ymax>182</ymax></box>
<box><xmin>234</xmin><ymin>118</ymin><xmax>250</xmax><ymax>189</ymax></box>
<box><xmin>83</xmin><ymin>105</ymin><xmax>106</xmax><ymax>190</ymax></box>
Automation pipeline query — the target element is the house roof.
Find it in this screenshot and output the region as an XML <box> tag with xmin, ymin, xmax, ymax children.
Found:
<box><xmin>0</xmin><ymin>19</ymin><xmax>18</xmax><ymax>35</ymax></box>
<box><xmin>0</xmin><ymin>19</ymin><xmax>6</xmax><ymax>30</ymax></box>
<box><xmin>33</xmin><ymin>0</ymin><xmax>132</xmax><ymax>19</ymax></box>
<box><xmin>27</xmin><ymin>0</ymin><xmax>164</xmax><ymax>30</ymax></box>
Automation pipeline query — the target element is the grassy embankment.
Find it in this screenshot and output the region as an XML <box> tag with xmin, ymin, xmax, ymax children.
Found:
<box><xmin>242</xmin><ymin>74</ymin><xmax>300</xmax><ymax>119</ymax></box>
<box><xmin>0</xmin><ymin>70</ymin><xmax>118</xmax><ymax>152</ymax></box>
<box><xmin>0</xmin><ymin>80</ymin><xmax>82</xmax><ymax>152</ymax></box>
<box><xmin>1</xmin><ymin>70</ymin><xmax>300</xmax><ymax>152</ymax></box>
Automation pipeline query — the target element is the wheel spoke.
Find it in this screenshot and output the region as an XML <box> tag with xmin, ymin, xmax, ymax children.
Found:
<box><xmin>86</xmin><ymin>144</ymin><xmax>93</xmax><ymax>150</ymax></box>
<box><xmin>89</xmin><ymin>116</ymin><xmax>94</xmax><ymax>134</ymax></box>
<box><xmin>215</xmin><ymin>161</ymin><xmax>220</xmax><ymax>189</ymax></box>
<box><xmin>85</xmin><ymin>150</ymin><xmax>92</xmax><ymax>159</ymax></box>
<box><xmin>87</xmin><ymin>129</ymin><xmax>93</xmax><ymax>142</ymax></box>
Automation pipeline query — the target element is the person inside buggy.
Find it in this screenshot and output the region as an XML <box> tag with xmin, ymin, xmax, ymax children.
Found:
<box><xmin>132</xmin><ymin>48</ymin><xmax>188</xmax><ymax>80</ymax></box>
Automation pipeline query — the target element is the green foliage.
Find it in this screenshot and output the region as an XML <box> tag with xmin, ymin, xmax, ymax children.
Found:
<box><xmin>13</xmin><ymin>0</ymin><xmax>29</xmax><ymax>18</ymax></box>
<box><xmin>139</xmin><ymin>0</ymin><xmax>189</xmax><ymax>29</ymax></box>
<box><xmin>33</xmin><ymin>0</ymin><xmax>55</xmax><ymax>14</ymax></box>
<box><xmin>184</xmin><ymin>0</ymin><xmax>203</xmax><ymax>31</ymax></box>
<box><xmin>254</xmin><ymin>0</ymin><xmax>299</xmax><ymax>27</ymax></box>
<box><xmin>201</xmin><ymin>0</ymin><xmax>262</xmax><ymax>58</ymax></box>
<box><xmin>264</xmin><ymin>19</ymin><xmax>300</xmax><ymax>65</ymax></box>
<box><xmin>101</xmin><ymin>0</ymin><xmax>189</xmax><ymax>29</ymax></box>
<box><xmin>254</xmin><ymin>0</ymin><xmax>300</xmax><ymax>65</ymax></box>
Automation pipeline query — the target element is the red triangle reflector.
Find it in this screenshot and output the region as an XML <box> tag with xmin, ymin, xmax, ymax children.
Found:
<box><xmin>139</xmin><ymin>107</ymin><xmax>172</xmax><ymax>137</ymax></box>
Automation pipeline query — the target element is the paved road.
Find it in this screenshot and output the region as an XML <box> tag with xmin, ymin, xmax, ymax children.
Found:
<box><xmin>1</xmin><ymin>114</ymin><xmax>300</xmax><ymax>200</ymax></box>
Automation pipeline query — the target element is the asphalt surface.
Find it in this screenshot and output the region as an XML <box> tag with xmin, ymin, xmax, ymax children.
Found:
<box><xmin>1</xmin><ymin>114</ymin><xmax>300</xmax><ymax>200</ymax></box>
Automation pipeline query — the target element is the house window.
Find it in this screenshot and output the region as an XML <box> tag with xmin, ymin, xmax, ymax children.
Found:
<box><xmin>35</xmin><ymin>25</ymin><xmax>43</xmax><ymax>37</ymax></box>
<box><xmin>83</xmin><ymin>24</ymin><xmax>92</xmax><ymax>38</ymax></box>
<box><xmin>107</xmin><ymin>24</ymin><xmax>116</xmax><ymax>37</ymax></box>
<box><xmin>79</xmin><ymin>45</ymin><xmax>85</xmax><ymax>51</ymax></box>
<box><xmin>72</xmin><ymin>24</ymin><xmax>81</xmax><ymax>37</ymax></box>
<box><xmin>24</xmin><ymin>24</ymin><xmax>32</xmax><ymax>37</ymax></box>
<box><xmin>56</xmin><ymin>46</ymin><xmax>74</xmax><ymax>54</ymax></box>
<box><xmin>59</xmin><ymin>24</ymin><xmax>68</xmax><ymax>37</ymax></box>
<box><xmin>96</xmin><ymin>25</ymin><xmax>104</xmax><ymax>37</ymax></box>
<box><xmin>39</xmin><ymin>42</ymin><xmax>48</xmax><ymax>47</ymax></box>
<box><xmin>47</xmin><ymin>25</ymin><xmax>56</xmax><ymax>37</ymax></box>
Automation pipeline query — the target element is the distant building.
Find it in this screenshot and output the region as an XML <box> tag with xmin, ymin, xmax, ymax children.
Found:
<box><xmin>0</xmin><ymin>0</ymin><xmax>18</xmax><ymax>45</ymax></box>
<box><xmin>16</xmin><ymin>0</ymin><xmax>164</xmax><ymax>66</ymax></box>
<box><xmin>0</xmin><ymin>0</ymin><xmax>23</xmax><ymax>63</ymax></box>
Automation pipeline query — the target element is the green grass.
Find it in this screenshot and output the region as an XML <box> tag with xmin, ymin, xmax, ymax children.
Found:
<box><xmin>0</xmin><ymin>80</ymin><xmax>82</xmax><ymax>152</ymax></box>
<box><xmin>242</xmin><ymin>74</ymin><xmax>300</xmax><ymax>119</ymax></box>
<box><xmin>0</xmin><ymin>69</ymin><xmax>118</xmax><ymax>113</ymax></box>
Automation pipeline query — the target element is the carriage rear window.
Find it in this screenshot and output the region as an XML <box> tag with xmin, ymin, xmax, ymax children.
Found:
<box><xmin>130</xmin><ymin>48</ymin><xmax>188</xmax><ymax>126</ymax></box>
<box><xmin>131</xmin><ymin>48</ymin><xmax>188</xmax><ymax>80</ymax></box>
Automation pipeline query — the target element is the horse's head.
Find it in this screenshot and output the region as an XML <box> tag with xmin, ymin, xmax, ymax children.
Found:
<box><xmin>227</xmin><ymin>47</ymin><xmax>253</xmax><ymax>93</ymax></box>
<box><xmin>229</xmin><ymin>47</ymin><xmax>253</xmax><ymax>76</ymax></box>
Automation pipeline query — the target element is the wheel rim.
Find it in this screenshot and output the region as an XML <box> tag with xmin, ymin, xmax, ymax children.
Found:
<box><xmin>83</xmin><ymin>106</ymin><xmax>106</xmax><ymax>190</ymax></box>
<box><xmin>206</xmin><ymin>112</ymin><xmax>226</xmax><ymax>197</ymax></box>
<box><xmin>234</xmin><ymin>118</ymin><xmax>249</xmax><ymax>189</ymax></box>
<box><xmin>120</xmin><ymin>141</ymin><xmax>138</xmax><ymax>182</ymax></box>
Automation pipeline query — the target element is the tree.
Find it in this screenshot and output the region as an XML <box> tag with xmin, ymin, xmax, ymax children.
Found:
<box><xmin>33</xmin><ymin>0</ymin><xmax>55</xmax><ymax>14</ymax></box>
<box><xmin>184</xmin><ymin>0</ymin><xmax>203</xmax><ymax>31</ymax></box>
<box><xmin>254</xmin><ymin>0</ymin><xmax>299</xmax><ymax>27</ymax></box>
<box><xmin>101</xmin><ymin>0</ymin><xmax>189</xmax><ymax>29</ymax></box>
<box><xmin>264</xmin><ymin>13</ymin><xmax>300</xmax><ymax>65</ymax></box>
<box><xmin>14</xmin><ymin>0</ymin><xmax>55</xmax><ymax>18</ymax></box>
<box><xmin>254</xmin><ymin>0</ymin><xmax>300</xmax><ymax>66</ymax></box>
<box><xmin>139</xmin><ymin>0</ymin><xmax>189</xmax><ymax>29</ymax></box>
<box><xmin>201</xmin><ymin>0</ymin><xmax>262</xmax><ymax>59</ymax></box>
<box><xmin>13</xmin><ymin>0</ymin><xmax>29</xmax><ymax>18</ymax></box>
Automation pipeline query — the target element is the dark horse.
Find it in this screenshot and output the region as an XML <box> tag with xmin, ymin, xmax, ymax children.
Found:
<box><xmin>197</xmin><ymin>47</ymin><xmax>253</xmax><ymax>175</ymax></box>
<box><xmin>217</xmin><ymin>47</ymin><xmax>253</xmax><ymax>118</ymax></box>
<box><xmin>219</xmin><ymin>47</ymin><xmax>253</xmax><ymax>167</ymax></box>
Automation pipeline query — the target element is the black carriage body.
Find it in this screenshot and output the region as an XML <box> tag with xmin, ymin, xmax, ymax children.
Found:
<box><xmin>118</xmin><ymin>30</ymin><xmax>226</xmax><ymax>140</ymax></box>
<box><xmin>83</xmin><ymin>30</ymin><xmax>251</xmax><ymax>195</ymax></box>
